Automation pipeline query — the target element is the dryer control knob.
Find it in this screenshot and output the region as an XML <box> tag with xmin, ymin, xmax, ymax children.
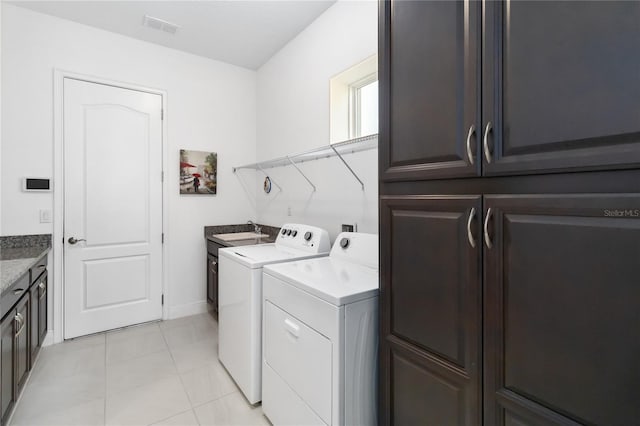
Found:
<box><xmin>286</xmin><ymin>229</ymin><xmax>292</xmax><ymax>236</ymax></box>
<box><xmin>304</xmin><ymin>231</ymin><xmax>313</xmax><ymax>241</ymax></box>
<box><xmin>281</xmin><ymin>229</ymin><xmax>286</xmax><ymax>235</ymax></box>
<box><xmin>292</xmin><ymin>230</ymin><xmax>298</xmax><ymax>237</ymax></box>
<box><xmin>340</xmin><ymin>237</ymin><xmax>350</xmax><ymax>249</ymax></box>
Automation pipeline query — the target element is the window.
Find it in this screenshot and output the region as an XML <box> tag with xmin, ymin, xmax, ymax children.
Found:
<box><xmin>349</xmin><ymin>75</ymin><xmax>379</xmax><ymax>139</ymax></box>
<box><xmin>330</xmin><ymin>55</ymin><xmax>378</xmax><ymax>143</ymax></box>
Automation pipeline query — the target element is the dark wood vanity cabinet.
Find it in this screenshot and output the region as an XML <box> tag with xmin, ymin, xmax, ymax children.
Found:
<box><xmin>207</xmin><ymin>239</ymin><xmax>224</xmax><ymax>316</ymax></box>
<box><xmin>14</xmin><ymin>297</ymin><xmax>29</xmax><ymax>396</ymax></box>
<box><xmin>0</xmin><ymin>257</ymin><xmax>48</xmax><ymax>424</ymax></box>
<box><xmin>0</xmin><ymin>311</ymin><xmax>15</xmax><ymax>425</ymax></box>
<box><xmin>29</xmin><ymin>271</ymin><xmax>47</xmax><ymax>363</ymax></box>
<box><xmin>379</xmin><ymin>1</ymin><xmax>640</xmax><ymax>425</ymax></box>
<box><xmin>38</xmin><ymin>274</ymin><xmax>47</xmax><ymax>348</ymax></box>
<box><xmin>207</xmin><ymin>254</ymin><xmax>218</xmax><ymax>311</ymax></box>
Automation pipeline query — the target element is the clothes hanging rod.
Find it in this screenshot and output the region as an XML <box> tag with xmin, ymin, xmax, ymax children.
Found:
<box><xmin>232</xmin><ymin>134</ymin><xmax>378</xmax><ymax>172</ymax></box>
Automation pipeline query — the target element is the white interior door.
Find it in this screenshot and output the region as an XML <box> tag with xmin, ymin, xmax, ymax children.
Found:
<box><xmin>63</xmin><ymin>78</ymin><xmax>163</xmax><ymax>339</ymax></box>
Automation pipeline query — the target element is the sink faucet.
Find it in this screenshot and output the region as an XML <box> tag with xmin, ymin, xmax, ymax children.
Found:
<box><xmin>247</xmin><ymin>220</ymin><xmax>261</xmax><ymax>234</ymax></box>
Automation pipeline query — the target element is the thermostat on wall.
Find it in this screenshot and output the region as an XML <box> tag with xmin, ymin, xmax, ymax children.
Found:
<box><xmin>23</xmin><ymin>177</ymin><xmax>51</xmax><ymax>192</ymax></box>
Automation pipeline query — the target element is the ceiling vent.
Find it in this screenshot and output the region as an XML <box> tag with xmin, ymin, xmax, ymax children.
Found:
<box><xmin>143</xmin><ymin>15</ymin><xmax>180</xmax><ymax>35</ymax></box>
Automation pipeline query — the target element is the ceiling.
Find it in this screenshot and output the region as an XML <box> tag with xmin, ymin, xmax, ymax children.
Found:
<box><xmin>7</xmin><ymin>0</ymin><xmax>336</xmax><ymax>69</ymax></box>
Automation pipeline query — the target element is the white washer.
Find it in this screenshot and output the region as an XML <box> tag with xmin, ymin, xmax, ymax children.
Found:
<box><xmin>218</xmin><ymin>223</ymin><xmax>330</xmax><ymax>404</ymax></box>
<box><xmin>262</xmin><ymin>232</ymin><xmax>379</xmax><ymax>426</ymax></box>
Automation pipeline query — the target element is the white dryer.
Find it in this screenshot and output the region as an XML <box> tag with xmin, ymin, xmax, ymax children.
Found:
<box><xmin>218</xmin><ymin>223</ymin><xmax>330</xmax><ymax>404</ymax></box>
<box><xmin>262</xmin><ymin>232</ymin><xmax>379</xmax><ymax>426</ymax></box>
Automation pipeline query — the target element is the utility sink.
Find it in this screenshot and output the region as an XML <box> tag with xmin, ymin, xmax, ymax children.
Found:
<box><xmin>213</xmin><ymin>232</ymin><xmax>270</xmax><ymax>242</ymax></box>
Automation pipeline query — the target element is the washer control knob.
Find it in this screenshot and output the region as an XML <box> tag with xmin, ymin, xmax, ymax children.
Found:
<box><xmin>304</xmin><ymin>231</ymin><xmax>313</xmax><ymax>241</ymax></box>
<box><xmin>281</xmin><ymin>229</ymin><xmax>286</xmax><ymax>235</ymax></box>
<box><xmin>340</xmin><ymin>237</ymin><xmax>350</xmax><ymax>249</ymax></box>
<box><xmin>292</xmin><ymin>230</ymin><xmax>298</xmax><ymax>237</ymax></box>
<box><xmin>286</xmin><ymin>229</ymin><xmax>292</xmax><ymax>236</ymax></box>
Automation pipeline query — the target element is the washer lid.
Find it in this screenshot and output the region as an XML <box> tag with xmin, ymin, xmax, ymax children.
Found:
<box><xmin>219</xmin><ymin>244</ymin><xmax>328</xmax><ymax>268</ymax></box>
<box><xmin>263</xmin><ymin>256</ymin><xmax>379</xmax><ymax>306</ymax></box>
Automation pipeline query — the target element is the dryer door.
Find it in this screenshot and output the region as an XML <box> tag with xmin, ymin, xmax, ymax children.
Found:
<box><xmin>264</xmin><ymin>301</ymin><xmax>332</xmax><ymax>424</ymax></box>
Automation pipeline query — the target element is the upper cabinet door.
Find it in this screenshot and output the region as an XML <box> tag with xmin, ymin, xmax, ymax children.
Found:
<box><xmin>482</xmin><ymin>1</ymin><xmax>640</xmax><ymax>176</ymax></box>
<box><xmin>380</xmin><ymin>0</ymin><xmax>480</xmax><ymax>181</ymax></box>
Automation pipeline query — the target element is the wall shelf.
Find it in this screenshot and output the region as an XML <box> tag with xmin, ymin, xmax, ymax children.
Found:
<box><xmin>232</xmin><ymin>134</ymin><xmax>378</xmax><ymax>191</ymax></box>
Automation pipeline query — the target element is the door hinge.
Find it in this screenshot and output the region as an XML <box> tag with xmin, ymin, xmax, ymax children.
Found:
<box><xmin>161</xmin><ymin>109</ymin><xmax>164</xmax><ymax>120</ymax></box>
<box><xmin>162</xmin><ymin>233</ymin><xmax>165</xmax><ymax>244</ymax></box>
<box><xmin>161</xmin><ymin>294</ymin><xmax>164</xmax><ymax>305</ymax></box>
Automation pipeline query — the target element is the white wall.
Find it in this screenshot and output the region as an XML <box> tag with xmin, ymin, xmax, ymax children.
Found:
<box><xmin>0</xmin><ymin>3</ymin><xmax>3</xmax><ymax>236</ymax></box>
<box><xmin>255</xmin><ymin>0</ymin><xmax>378</xmax><ymax>240</ymax></box>
<box><xmin>1</xmin><ymin>4</ymin><xmax>257</xmax><ymax>320</ymax></box>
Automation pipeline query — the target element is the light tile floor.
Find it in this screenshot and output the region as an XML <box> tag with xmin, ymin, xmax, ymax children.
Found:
<box><xmin>9</xmin><ymin>313</ymin><xmax>270</xmax><ymax>426</ymax></box>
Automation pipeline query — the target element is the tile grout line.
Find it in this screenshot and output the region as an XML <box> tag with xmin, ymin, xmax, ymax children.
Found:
<box><xmin>158</xmin><ymin>317</ymin><xmax>201</xmax><ymax>424</ymax></box>
<box><xmin>147</xmin><ymin>408</ymin><xmax>198</xmax><ymax>426</ymax></box>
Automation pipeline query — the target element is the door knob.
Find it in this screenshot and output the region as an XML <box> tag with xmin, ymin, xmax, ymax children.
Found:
<box><xmin>68</xmin><ymin>237</ymin><xmax>86</xmax><ymax>245</ymax></box>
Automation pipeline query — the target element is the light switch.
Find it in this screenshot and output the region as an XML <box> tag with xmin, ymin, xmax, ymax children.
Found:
<box><xmin>40</xmin><ymin>209</ymin><xmax>52</xmax><ymax>223</ymax></box>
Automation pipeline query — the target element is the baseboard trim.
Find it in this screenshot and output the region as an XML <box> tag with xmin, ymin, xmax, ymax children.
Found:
<box><xmin>168</xmin><ymin>300</ymin><xmax>210</xmax><ymax>320</ymax></box>
<box><xmin>41</xmin><ymin>330</ymin><xmax>54</xmax><ymax>347</ymax></box>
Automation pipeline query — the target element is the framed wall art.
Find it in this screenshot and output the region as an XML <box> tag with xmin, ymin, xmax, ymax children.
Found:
<box><xmin>180</xmin><ymin>149</ymin><xmax>217</xmax><ymax>195</ymax></box>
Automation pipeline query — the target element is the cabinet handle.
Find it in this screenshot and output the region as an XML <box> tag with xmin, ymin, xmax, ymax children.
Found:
<box><xmin>465</xmin><ymin>125</ymin><xmax>476</xmax><ymax>165</ymax></box>
<box><xmin>13</xmin><ymin>288</ymin><xmax>24</xmax><ymax>295</ymax></box>
<box><xmin>15</xmin><ymin>313</ymin><xmax>25</xmax><ymax>337</ymax></box>
<box><xmin>284</xmin><ymin>318</ymin><xmax>300</xmax><ymax>338</ymax></box>
<box><xmin>14</xmin><ymin>315</ymin><xmax>20</xmax><ymax>335</ymax></box>
<box><xmin>483</xmin><ymin>122</ymin><xmax>493</xmax><ymax>163</ymax></box>
<box><xmin>484</xmin><ymin>208</ymin><xmax>494</xmax><ymax>249</ymax></box>
<box><xmin>39</xmin><ymin>282</ymin><xmax>47</xmax><ymax>300</ymax></box>
<box><xmin>467</xmin><ymin>207</ymin><xmax>477</xmax><ymax>248</ymax></box>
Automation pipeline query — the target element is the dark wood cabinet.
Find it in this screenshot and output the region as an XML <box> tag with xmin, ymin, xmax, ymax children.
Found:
<box><xmin>207</xmin><ymin>239</ymin><xmax>226</xmax><ymax>316</ymax></box>
<box><xmin>483</xmin><ymin>194</ymin><xmax>640</xmax><ymax>426</ymax></box>
<box><xmin>14</xmin><ymin>296</ymin><xmax>29</xmax><ymax>396</ymax></box>
<box><xmin>381</xmin><ymin>0</ymin><xmax>640</xmax><ymax>182</ymax></box>
<box><xmin>29</xmin><ymin>284</ymin><xmax>39</xmax><ymax>365</ymax></box>
<box><xmin>0</xmin><ymin>311</ymin><xmax>15</xmax><ymax>425</ymax></box>
<box><xmin>0</xmin><ymin>257</ymin><xmax>47</xmax><ymax>424</ymax></box>
<box><xmin>207</xmin><ymin>254</ymin><xmax>218</xmax><ymax>313</ymax></box>
<box><xmin>482</xmin><ymin>1</ymin><xmax>640</xmax><ymax>176</ymax></box>
<box><xmin>380</xmin><ymin>195</ymin><xmax>482</xmax><ymax>425</ymax></box>
<box><xmin>29</xmin><ymin>270</ymin><xmax>47</xmax><ymax>365</ymax></box>
<box><xmin>380</xmin><ymin>1</ymin><xmax>640</xmax><ymax>424</ymax></box>
<box><xmin>380</xmin><ymin>0</ymin><xmax>480</xmax><ymax>181</ymax></box>
<box><xmin>38</xmin><ymin>273</ymin><xmax>47</xmax><ymax>346</ymax></box>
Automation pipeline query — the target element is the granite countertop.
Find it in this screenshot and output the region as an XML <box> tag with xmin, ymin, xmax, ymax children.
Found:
<box><xmin>0</xmin><ymin>234</ymin><xmax>52</xmax><ymax>294</ymax></box>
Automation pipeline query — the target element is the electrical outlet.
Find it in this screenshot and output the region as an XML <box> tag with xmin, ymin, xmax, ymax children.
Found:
<box><xmin>287</xmin><ymin>206</ymin><xmax>292</xmax><ymax>216</ymax></box>
<box><xmin>342</xmin><ymin>224</ymin><xmax>354</xmax><ymax>232</ymax></box>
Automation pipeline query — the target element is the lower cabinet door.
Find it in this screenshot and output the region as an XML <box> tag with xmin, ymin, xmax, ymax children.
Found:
<box><xmin>14</xmin><ymin>296</ymin><xmax>29</xmax><ymax>396</ymax></box>
<box><xmin>379</xmin><ymin>195</ymin><xmax>482</xmax><ymax>425</ymax></box>
<box><xmin>207</xmin><ymin>255</ymin><xmax>218</xmax><ymax>312</ymax></box>
<box><xmin>1</xmin><ymin>311</ymin><xmax>16</xmax><ymax>424</ymax></box>
<box><xmin>38</xmin><ymin>273</ymin><xmax>48</xmax><ymax>345</ymax></box>
<box><xmin>483</xmin><ymin>194</ymin><xmax>640</xmax><ymax>426</ymax></box>
<box><xmin>30</xmin><ymin>283</ymin><xmax>40</xmax><ymax>364</ymax></box>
